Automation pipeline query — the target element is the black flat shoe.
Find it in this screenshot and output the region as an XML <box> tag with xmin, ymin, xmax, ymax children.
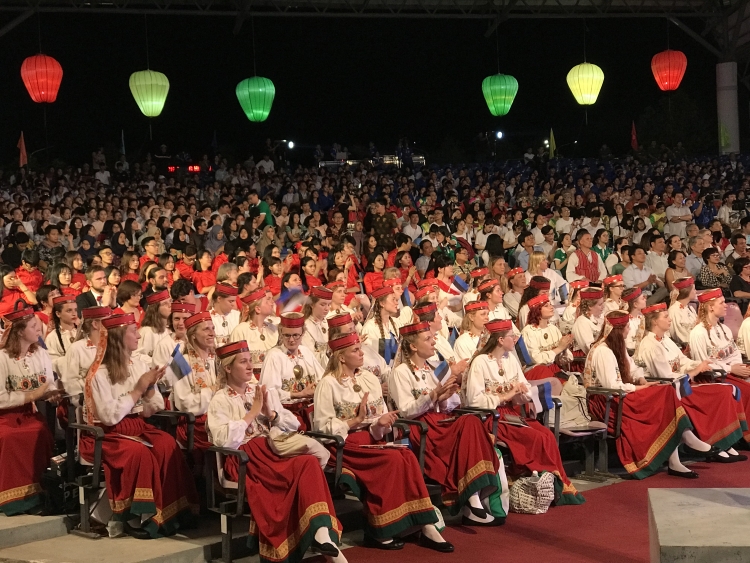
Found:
<box><xmin>668</xmin><ymin>467</ymin><xmax>699</xmax><ymax>479</ymax></box>
<box><xmin>706</xmin><ymin>450</ymin><xmax>742</xmax><ymax>463</ymax></box>
<box><xmin>682</xmin><ymin>445</ymin><xmax>720</xmax><ymax>459</ymax></box>
<box><xmin>311</xmin><ymin>539</ymin><xmax>340</xmax><ymax>556</ymax></box>
<box><xmin>123</xmin><ymin>522</ymin><xmax>152</xmax><ymax>540</ymax></box>
<box><xmin>461</xmin><ymin>515</ymin><xmax>505</xmax><ymax>527</ymax></box>
<box><xmin>363</xmin><ymin>535</ymin><xmax>405</xmax><ymax>550</ymax></box>
<box><xmin>419</xmin><ymin>535</ymin><xmax>454</xmax><ymax>553</ymax></box>
<box><xmin>729</xmin><ymin>452</ymin><xmax>748</xmax><ymax>461</ymax></box>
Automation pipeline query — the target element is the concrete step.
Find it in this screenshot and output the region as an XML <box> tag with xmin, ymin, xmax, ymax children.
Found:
<box><xmin>0</xmin><ymin>513</ymin><xmax>68</xmax><ymax>549</ymax></box>
<box><xmin>0</xmin><ymin>516</ymin><xmax>248</xmax><ymax>563</ymax></box>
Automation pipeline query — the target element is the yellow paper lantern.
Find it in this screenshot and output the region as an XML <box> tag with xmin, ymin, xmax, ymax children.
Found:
<box><xmin>129</xmin><ymin>70</ymin><xmax>170</xmax><ymax>117</ymax></box>
<box><xmin>566</xmin><ymin>62</ymin><xmax>604</xmax><ymax>105</ymax></box>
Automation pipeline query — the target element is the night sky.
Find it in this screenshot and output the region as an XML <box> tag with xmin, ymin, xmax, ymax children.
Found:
<box><xmin>0</xmin><ymin>12</ymin><xmax>740</xmax><ymax>167</ymax></box>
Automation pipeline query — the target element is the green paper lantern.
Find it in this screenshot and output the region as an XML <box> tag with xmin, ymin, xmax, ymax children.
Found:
<box><xmin>236</xmin><ymin>76</ymin><xmax>275</xmax><ymax>122</ymax></box>
<box><xmin>482</xmin><ymin>74</ymin><xmax>518</xmax><ymax>117</ymax></box>
<box><xmin>566</xmin><ymin>63</ymin><xmax>604</xmax><ymax>105</ymax></box>
<box><xmin>129</xmin><ymin>70</ymin><xmax>170</xmax><ymax>117</ymax></box>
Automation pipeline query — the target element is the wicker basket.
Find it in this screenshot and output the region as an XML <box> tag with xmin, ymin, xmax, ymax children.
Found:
<box><xmin>509</xmin><ymin>471</ymin><xmax>555</xmax><ymax>514</ymax></box>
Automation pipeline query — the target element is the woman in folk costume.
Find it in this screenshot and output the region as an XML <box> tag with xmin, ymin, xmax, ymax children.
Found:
<box><xmin>61</xmin><ymin>306</ymin><xmax>112</xmax><ymax>400</ymax></box>
<box><xmin>381</xmin><ymin>274</ymin><xmax>414</xmax><ymax>326</ymax></box>
<box><xmin>260</xmin><ymin>312</ymin><xmax>325</xmax><ymax>431</ymax></box>
<box><xmin>388</xmin><ymin>321</ymin><xmax>507</xmax><ymax>527</ymax></box>
<box><xmin>572</xmin><ymin>287</ymin><xmax>605</xmax><ymax>356</ymax></box>
<box><xmin>689</xmin><ymin>288</ymin><xmax>750</xmax><ymax>439</ymax></box>
<box><xmin>81</xmin><ymin>313</ymin><xmax>198</xmax><ymax>537</ymax></box>
<box><xmin>454</xmin><ymin>301</ymin><xmax>490</xmax><ymax>361</ymax></box>
<box><xmin>525</xmin><ymin>251</ymin><xmax>567</xmax><ymax>305</ymax></box>
<box><xmin>623</xmin><ymin>287</ymin><xmax>647</xmax><ymax>354</ymax></box>
<box><xmin>479</xmin><ymin>278</ymin><xmax>515</xmax><ymax>327</ymax></box>
<box><xmin>0</xmin><ymin>305</ymin><xmax>60</xmax><ymax>515</ymax></box>
<box><xmin>462</xmin><ymin>267</ymin><xmax>489</xmax><ymax>307</ymax></box>
<box><xmin>326</xmin><ymin>281</ymin><xmax>357</xmax><ymax>320</ymax></box>
<box><xmin>45</xmin><ymin>294</ymin><xmax>79</xmax><ymax>373</ymax></box>
<box><xmin>517</xmin><ymin>276</ymin><xmax>558</xmax><ymax>330</ymax></box>
<box><xmin>360</xmin><ymin>286</ymin><xmax>401</xmax><ymax>364</ymax></box>
<box><xmin>209</xmin><ymin>283</ymin><xmax>241</xmax><ymax>348</ymax></box>
<box><xmin>668</xmin><ymin>277</ymin><xmax>698</xmax><ymax>351</ymax></box>
<box><xmin>327</xmin><ymin>313</ymin><xmax>390</xmax><ymax>394</ymax></box>
<box><xmin>151</xmin><ymin>302</ymin><xmax>196</xmax><ymax>393</ymax></box>
<box><xmin>413</xmin><ymin>302</ymin><xmax>469</xmax><ymax>384</ymax></box>
<box><xmin>415</xmin><ymin>280</ymin><xmax>459</xmax><ymax>340</ymax></box>
<box><xmin>302</xmin><ymin>287</ymin><xmax>333</xmax><ymax>367</ymax></box>
<box><xmin>502</xmin><ymin>267</ymin><xmax>526</xmax><ymax>319</ymax></box>
<box><xmin>464</xmin><ymin>318</ymin><xmax>585</xmax><ymax>505</ymax></box>
<box><xmin>170</xmin><ymin>311</ymin><xmax>219</xmax><ymax>457</ymax></box>
<box><xmin>136</xmin><ymin>290</ymin><xmax>172</xmax><ymax>359</ymax></box>
<box><xmin>519</xmin><ymin>294</ymin><xmax>573</xmax><ymax>384</ymax></box>
<box><xmin>207</xmin><ymin>341</ymin><xmax>345</xmax><ymax>563</ymax></box>
<box><xmin>231</xmin><ymin>288</ymin><xmax>278</xmax><ymax>379</ymax></box>
<box><xmin>313</xmin><ymin>333</ymin><xmax>454</xmax><ymax>553</ymax></box>
<box><xmin>635</xmin><ymin>303</ymin><xmax>748</xmax><ymax>459</ymax></box>
<box><xmin>602</xmin><ymin>274</ymin><xmax>627</xmax><ymax>317</ymax></box>
<box><xmin>584</xmin><ymin>310</ymin><xmax>716</xmax><ymax>479</ymax></box>
<box><xmin>559</xmin><ymin>280</ymin><xmax>588</xmax><ymax>335</ymax></box>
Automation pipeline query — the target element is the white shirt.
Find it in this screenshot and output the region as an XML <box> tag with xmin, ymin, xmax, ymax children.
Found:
<box><xmin>645</xmin><ymin>252</ymin><xmax>668</xmax><ymax>281</ymax></box>
<box><xmin>690</xmin><ymin>322</ymin><xmax>741</xmax><ymax>372</ymax></box>
<box><xmin>636</xmin><ymin>332</ymin><xmax>699</xmax><ymax>380</ymax></box>
<box><xmin>302</xmin><ymin>317</ymin><xmax>330</xmax><ymax>369</ymax></box>
<box><xmin>586</xmin><ymin>344</ymin><xmax>644</xmax><ymax>391</ymax></box>
<box><xmin>259</xmin><ymin>345</ymin><xmax>325</xmax><ymax>402</ymax></box>
<box><xmin>554</xmin><ymin>217</ymin><xmax>573</xmax><ymax>235</ymax></box>
<box><xmin>572</xmin><ymin>315</ymin><xmax>601</xmax><ymax>354</ymax></box>
<box><xmin>210</xmin><ymin>308</ymin><xmax>241</xmax><ymax>348</ymax></box>
<box><xmin>665</xmin><ymin>204</ymin><xmax>691</xmax><ymax>238</ymax></box>
<box><xmin>136</xmin><ymin>325</ymin><xmax>169</xmax><ymax>359</ymax></box>
<box><xmin>454</xmin><ymin>332</ymin><xmax>480</xmax><ymax>361</ymax></box>
<box><xmin>521</xmin><ymin>323</ymin><xmax>570</xmax><ymax>365</ymax></box>
<box><xmin>45</xmin><ymin>328</ymin><xmax>76</xmax><ymax>374</ymax></box>
<box><xmin>565</xmin><ymin>250</ymin><xmax>607</xmax><ymax>283</ymax></box>
<box><xmin>402</xmin><ymin>223</ymin><xmax>423</xmax><ymax>242</ymax></box>
<box><xmin>0</xmin><ymin>348</ymin><xmax>55</xmax><ymax>410</ymax></box>
<box><xmin>623</xmin><ymin>263</ymin><xmax>656</xmax><ymax>295</ymax></box>
<box><xmin>60</xmin><ymin>337</ymin><xmax>97</xmax><ymax>401</ymax></box>
<box><xmin>388</xmin><ymin>362</ymin><xmax>460</xmax><ymax>418</ymax></box>
<box><xmin>171</xmin><ymin>346</ymin><xmax>217</xmax><ymax>417</ymax></box>
<box><xmin>668</xmin><ymin>302</ymin><xmax>697</xmax><ymax>346</ymax></box>
<box><xmin>503</xmin><ymin>291</ymin><xmax>523</xmax><ymax>318</ymax></box>
<box><xmin>230</xmin><ymin>320</ymin><xmax>279</xmax><ymax>373</ymax></box>
<box><xmin>463</xmin><ymin>352</ymin><xmax>532</xmax><ymax>410</ymax></box>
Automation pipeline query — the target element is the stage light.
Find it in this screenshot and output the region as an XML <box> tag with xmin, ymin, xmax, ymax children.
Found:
<box><xmin>496</xmin><ymin>131</ymin><xmax>503</xmax><ymax>139</ymax></box>
<box><xmin>288</xmin><ymin>141</ymin><xmax>295</xmax><ymax>149</ymax></box>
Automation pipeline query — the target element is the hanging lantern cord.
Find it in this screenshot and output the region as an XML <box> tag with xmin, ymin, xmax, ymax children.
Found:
<box><xmin>37</xmin><ymin>13</ymin><xmax>50</xmax><ymax>151</ymax></box>
<box><xmin>495</xmin><ymin>30</ymin><xmax>500</xmax><ymax>74</ymax></box>
<box><xmin>251</xmin><ymin>13</ymin><xmax>258</xmax><ymax>76</ymax></box>
<box><xmin>143</xmin><ymin>15</ymin><xmax>153</xmax><ymax>140</ymax></box>
<box><xmin>583</xmin><ymin>20</ymin><xmax>588</xmax><ymax>125</ymax></box>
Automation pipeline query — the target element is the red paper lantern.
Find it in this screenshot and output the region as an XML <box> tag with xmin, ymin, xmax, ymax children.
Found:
<box><xmin>21</xmin><ymin>54</ymin><xmax>63</xmax><ymax>103</ymax></box>
<box><xmin>651</xmin><ymin>49</ymin><xmax>687</xmax><ymax>92</ymax></box>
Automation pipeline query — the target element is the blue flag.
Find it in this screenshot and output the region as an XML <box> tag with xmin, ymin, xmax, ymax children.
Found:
<box><xmin>536</xmin><ymin>381</ymin><xmax>555</xmax><ymax>411</ymax></box>
<box><xmin>383</xmin><ymin>337</ymin><xmax>398</xmax><ymax>365</ymax></box>
<box><xmin>171</xmin><ymin>344</ymin><xmax>191</xmax><ymax>380</ymax></box>
<box><xmin>37</xmin><ymin>336</ymin><xmax>47</xmax><ymax>350</ymax></box>
<box><xmin>402</xmin><ymin>286</ymin><xmax>412</xmax><ymax>308</ymax></box>
<box><xmin>673</xmin><ymin>375</ymin><xmax>693</xmax><ymax>400</ymax></box>
<box><xmin>434</xmin><ymin>360</ymin><xmax>450</xmax><ymax>382</ymax></box>
<box><xmin>450</xmin><ymin>276</ymin><xmax>469</xmax><ymax>294</ymax></box>
<box><xmin>448</xmin><ymin>327</ymin><xmax>459</xmax><ymax>346</ymax></box>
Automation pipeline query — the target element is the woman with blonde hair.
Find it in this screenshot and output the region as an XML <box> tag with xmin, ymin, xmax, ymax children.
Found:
<box><xmin>136</xmin><ymin>289</ymin><xmax>172</xmax><ymax>358</ymax></box>
<box><xmin>572</xmin><ymin>287</ymin><xmax>605</xmax><ymax>357</ymax></box>
<box><xmin>489</xmin><ymin>256</ymin><xmax>509</xmax><ymax>294</ymax></box>
<box><xmin>602</xmin><ymin>274</ymin><xmax>626</xmax><ymax>317</ymax></box>
<box><xmin>388</xmin><ymin>321</ymin><xmax>507</xmax><ymax>526</ymax></box>
<box><xmin>81</xmin><ymin>313</ymin><xmax>198</xmax><ymax>537</ymax></box>
<box><xmin>313</xmin><ymin>333</ymin><xmax>453</xmax><ymax>552</ymax></box>
<box><xmin>230</xmin><ymin>288</ymin><xmax>278</xmax><ymax>379</ymax></box>
<box><xmin>207</xmin><ymin>341</ymin><xmax>345</xmax><ymax>563</ymax></box>
<box><xmin>526</xmin><ymin>251</ymin><xmax>566</xmax><ymax>305</ymax></box>
<box><xmin>360</xmin><ymin>286</ymin><xmax>401</xmax><ymax>364</ymax></box>
<box><xmin>668</xmin><ymin>277</ymin><xmax>697</xmax><ymax>349</ymax></box>
<box><xmin>0</xmin><ymin>305</ymin><xmax>59</xmax><ymax>514</ymax></box>
<box><xmin>302</xmin><ymin>287</ymin><xmax>333</xmax><ymax>367</ymax></box>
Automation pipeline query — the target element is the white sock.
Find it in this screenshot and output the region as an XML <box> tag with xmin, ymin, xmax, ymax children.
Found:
<box><xmin>462</xmin><ymin>503</ymin><xmax>494</xmax><ymax>523</ymax></box>
<box><xmin>325</xmin><ymin>550</ymin><xmax>349</xmax><ymax>563</ymax></box>
<box><xmin>421</xmin><ymin>524</ymin><xmax>446</xmax><ymax>543</ymax></box>
<box><xmin>728</xmin><ymin>448</ymin><xmax>739</xmax><ymax>455</ymax></box>
<box><xmin>468</xmin><ymin>492</ymin><xmax>484</xmax><ymax>510</ymax></box>
<box><xmin>718</xmin><ymin>451</ymin><xmax>730</xmax><ymax>458</ymax></box>
<box><xmin>315</xmin><ymin>527</ymin><xmax>336</xmax><ymax>547</ymax></box>
<box><xmin>668</xmin><ymin>448</ymin><xmax>690</xmax><ymax>472</ymax></box>
<box><xmin>681</xmin><ymin>430</ymin><xmax>711</xmax><ymax>452</ymax></box>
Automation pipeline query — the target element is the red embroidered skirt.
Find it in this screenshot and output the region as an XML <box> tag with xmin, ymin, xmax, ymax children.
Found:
<box><xmin>491</xmin><ymin>405</ymin><xmax>584</xmax><ymax>505</ymax></box>
<box><xmin>337</xmin><ymin>430</ymin><xmax>437</xmax><ymax>539</ymax></box>
<box><xmin>224</xmin><ymin>437</ymin><xmax>341</xmax><ymax>563</ymax></box>
<box><xmin>524</xmin><ymin>364</ymin><xmax>564</xmax><ymax>382</ymax></box>
<box><xmin>282</xmin><ymin>401</ymin><xmax>315</xmax><ymax>432</ymax></box>
<box><xmin>726</xmin><ymin>375</ymin><xmax>750</xmax><ymax>441</ymax></box>
<box><xmin>408</xmin><ymin>411</ymin><xmax>499</xmax><ymax>514</ymax></box>
<box><xmin>0</xmin><ymin>405</ymin><xmax>53</xmax><ymax>515</ymax></box>
<box><xmin>79</xmin><ymin>415</ymin><xmax>199</xmax><ymax>536</ymax></box>
<box><xmin>682</xmin><ymin>384</ymin><xmax>745</xmax><ymax>450</ymax></box>
<box><xmin>588</xmin><ymin>385</ymin><xmax>691</xmax><ymax>479</ymax></box>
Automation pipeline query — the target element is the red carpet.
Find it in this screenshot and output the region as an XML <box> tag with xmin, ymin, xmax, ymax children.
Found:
<box><xmin>342</xmin><ymin>459</ymin><xmax>750</xmax><ymax>563</ymax></box>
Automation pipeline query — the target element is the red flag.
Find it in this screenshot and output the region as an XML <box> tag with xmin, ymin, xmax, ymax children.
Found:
<box><xmin>17</xmin><ymin>132</ymin><xmax>27</xmax><ymax>167</ymax></box>
<box><xmin>630</xmin><ymin>121</ymin><xmax>638</xmax><ymax>151</ymax></box>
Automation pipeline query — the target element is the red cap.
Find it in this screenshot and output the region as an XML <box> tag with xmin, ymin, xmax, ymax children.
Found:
<box><xmin>415</xmin><ymin>286</ymin><xmax>436</xmax><ymax>300</ymax></box>
<box><xmin>529</xmin><ymin>278</ymin><xmax>551</xmax><ymax>290</ymax></box>
<box><xmin>606</xmin><ymin>311</ymin><xmax>630</xmax><ymax>326</ymax></box>
<box><xmin>329</xmin><ymin>333</ymin><xmax>360</xmax><ymax>351</ymax></box>
<box><xmin>171</xmin><ymin>302</ymin><xmax>195</xmax><ymax>314</ymax></box>
<box><xmin>506</xmin><ymin>267</ymin><xmax>524</xmax><ymax>278</ymax></box>
<box><xmin>673</xmin><ymin>277</ymin><xmax>695</xmax><ymax>290</ymax></box>
<box><xmin>413</xmin><ymin>303</ymin><xmax>437</xmax><ymax>317</ymax></box>
<box><xmin>486</xmin><ymin>319</ymin><xmax>513</xmax><ymax>333</ymax></box>
<box><xmin>326</xmin><ymin>281</ymin><xmax>345</xmax><ymax>290</ymax></box>
<box><xmin>53</xmin><ymin>295</ymin><xmax>76</xmax><ymax>306</ymax></box>
<box><xmin>146</xmin><ymin>289</ymin><xmax>170</xmax><ymax>305</ymax></box>
<box><xmin>528</xmin><ymin>294</ymin><xmax>549</xmax><ymax>308</ymax></box>
<box><xmin>465</xmin><ymin>301</ymin><xmax>489</xmax><ymax>312</ymax></box>
<box><xmin>102</xmin><ymin>314</ymin><xmax>136</xmax><ymax>329</ymax></box>
<box><xmin>81</xmin><ymin>306</ymin><xmax>112</xmax><ymax>319</ymax></box>
<box><xmin>371</xmin><ymin>286</ymin><xmax>394</xmax><ymax>300</ymax></box>
<box><xmin>242</xmin><ymin>288</ymin><xmax>267</xmax><ymax>304</ymax></box>
<box><xmin>399</xmin><ymin>321</ymin><xmax>431</xmax><ymax>336</ymax></box>
<box><xmin>471</xmin><ymin>267</ymin><xmax>489</xmax><ymax>279</ymax></box>
<box><xmin>280</xmin><ymin>312</ymin><xmax>305</xmax><ymax>328</ymax></box>
<box><xmin>417</xmin><ymin>279</ymin><xmax>437</xmax><ymax>289</ymax></box>
<box><xmin>643</xmin><ymin>303</ymin><xmax>667</xmax><ymax>314</ymax></box>
<box><xmin>216</xmin><ymin>340</ymin><xmax>249</xmax><ymax>359</ymax></box>
<box><xmin>570</xmin><ymin>280</ymin><xmax>590</xmax><ymax>290</ymax></box>
<box><xmin>477</xmin><ymin>279</ymin><xmax>499</xmax><ymax>293</ymax></box>
<box><xmin>310</xmin><ymin>286</ymin><xmax>334</xmax><ymax>300</ymax></box>
<box><xmin>603</xmin><ymin>274</ymin><xmax>623</xmax><ymax>286</ymax></box>
<box><xmin>698</xmin><ymin>288</ymin><xmax>723</xmax><ymax>303</ymax></box>
<box><xmin>622</xmin><ymin>287</ymin><xmax>642</xmax><ymax>302</ymax></box>
<box><xmin>327</xmin><ymin>313</ymin><xmax>352</xmax><ymax>327</ymax></box>
<box><xmin>214</xmin><ymin>284</ymin><xmax>238</xmax><ymax>297</ymax></box>
<box><xmin>383</xmin><ymin>278</ymin><xmax>401</xmax><ymax>289</ymax></box>
<box><xmin>3</xmin><ymin>306</ymin><xmax>35</xmax><ymax>322</ymax></box>
<box><xmin>580</xmin><ymin>288</ymin><xmax>604</xmax><ymax>301</ymax></box>
<box><xmin>185</xmin><ymin>311</ymin><xmax>212</xmax><ymax>330</ymax></box>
